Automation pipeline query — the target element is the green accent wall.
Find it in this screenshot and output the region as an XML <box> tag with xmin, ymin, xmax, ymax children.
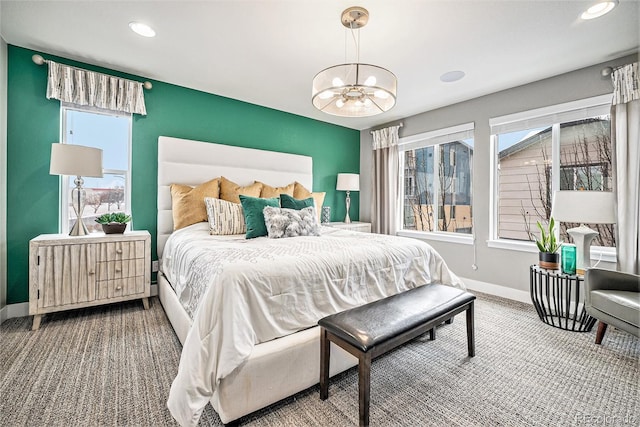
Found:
<box><xmin>6</xmin><ymin>45</ymin><xmax>360</xmax><ymax>304</ymax></box>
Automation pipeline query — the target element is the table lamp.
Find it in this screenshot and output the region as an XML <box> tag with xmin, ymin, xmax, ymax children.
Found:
<box><xmin>551</xmin><ymin>191</ymin><xmax>616</xmax><ymax>275</ymax></box>
<box><xmin>336</xmin><ymin>173</ymin><xmax>359</xmax><ymax>224</ymax></box>
<box><xmin>50</xmin><ymin>143</ymin><xmax>103</xmax><ymax>236</ymax></box>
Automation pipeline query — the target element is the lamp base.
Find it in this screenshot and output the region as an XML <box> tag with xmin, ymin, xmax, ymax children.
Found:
<box><xmin>567</xmin><ymin>224</ymin><xmax>599</xmax><ymax>275</ymax></box>
<box><xmin>344</xmin><ymin>190</ymin><xmax>352</xmax><ymax>224</ymax></box>
<box><xmin>69</xmin><ymin>218</ymin><xmax>89</xmax><ymax>236</ymax></box>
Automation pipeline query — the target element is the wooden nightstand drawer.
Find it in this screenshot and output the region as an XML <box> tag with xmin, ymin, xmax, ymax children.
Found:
<box><xmin>29</xmin><ymin>231</ymin><xmax>151</xmax><ymax>330</ymax></box>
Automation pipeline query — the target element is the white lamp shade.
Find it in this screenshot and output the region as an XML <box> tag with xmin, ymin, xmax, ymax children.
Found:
<box><xmin>551</xmin><ymin>191</ymin><xmax>616</xmax><ymax>224</ymax></box>
<box><xmin>50</xmin><ymin>143</ymin><xmax>103</xmax><ymax>178</ymax></box>
<box><xmin>336</xmin><ymin>173</ymin><xmax>360</xmax><ymax>191</ymax></box>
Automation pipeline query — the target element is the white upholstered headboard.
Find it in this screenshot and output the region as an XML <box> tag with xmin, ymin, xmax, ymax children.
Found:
<box><xmin>157</xmin><ymin>136</ymin><xmax>313</xmax><ymax>257</ymax></box>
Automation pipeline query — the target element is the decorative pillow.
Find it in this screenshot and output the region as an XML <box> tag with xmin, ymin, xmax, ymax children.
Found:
<box><xmin>204</xmin><ymin>197</ymin><xmax>246</xmax><ymax>235</ymax></box>
<box><xmin>292</xmin><ymin>182</ymin><xmax>325</xmax><ymax>222</ymax></box>
<box><xmin>258</xmin><ymin>181</ymin><xmax>295</xmax><ymax>198</ymax></box>
<box><xmin>293</xmin><ymin>181</ymin><xmax>313</xmax><ymax>199</ymax></box>
<box><xmin>219</xmin><ymin>176</ymin><xmax>263</xmax><ymax>204</ymax></box>
<box><xmin>170</xmin><ymin>178</ymin><xmax>220</xmax><ymax>230</ymax></box>
<box><xmin>280</xmin><ymin>193</ymin><xmax>314</xmax><ymax>210</ymax></box>
<box><xmin>263</xmin><ymin>206</ymin><xmax>320</xmax><ymax>239</ymax></box>
<box><xmin>239</xmin><ymin>195</ymin><xmax>280</xmax><ymax>239</ymax></box>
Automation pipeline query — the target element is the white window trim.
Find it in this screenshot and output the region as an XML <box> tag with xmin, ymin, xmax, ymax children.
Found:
<box><xmin>489</xmin><ymin>94</ymin><xmax>611</xmax><ymax>134</ymax></box>
<box><xmin>489</xmin><ymin>94</ymin><xmax>617</xmax><ymax>258</ymax></box>
<box><xmin>59</xmin><ymin>104</ymin><xmax>133</xmax><ymax>234</ymax></box>
<box><xmin>398</xmin><ymin>122</ymin><xmax>475</xmax><ymax>241</ymax></box>
<box><xmin>398</xmin><ymin>230</ymin><xmax>474</xmax><ymax>245</ymax></box>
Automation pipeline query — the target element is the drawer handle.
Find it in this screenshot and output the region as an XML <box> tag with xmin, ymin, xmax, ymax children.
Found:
<box><xmin>89</xmin><ymin>270</ymin><xmax>95</xmax><ymax>275</ymax></box>
<box><xmin>116</xmin><ymin>249</ymin><xmax>123</xmax><ymax>254</ymax></box>
<box><xmin>115</xmin><ymin>268</ymin><xmax>121</xmax><ymax>272</ymax></box>
<box><xmin>115</xmin><ymin>286</ymin><xmax>122</xmax><ymax>291</ymax></box>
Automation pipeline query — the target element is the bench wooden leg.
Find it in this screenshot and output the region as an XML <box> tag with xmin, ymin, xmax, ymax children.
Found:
<box><xmin>466</xmin><ymin>302</ymin><xmax>475</xmax><ymax>357</ymax></box>
<box><xmin>320</xmin><ymin>327</ymin><xmax>330</xmax><ymax>400</ymax></box>
<box><xmin>358</xmin><ymin>352</ymin><xmax>371</xmax><ymax>427</ymax></box>
<box><xmin>445</xmin><ymin>317</ymin><xmax>454</xmax><ymax>325</ymax></box>
<box><xmin>429</xmin><ymin>327</ymin><xmax>435</xmax><ymax>340</ymax></box>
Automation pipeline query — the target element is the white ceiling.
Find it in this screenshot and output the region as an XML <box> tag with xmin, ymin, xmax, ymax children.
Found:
<box><xmin>1</xmin><ymin>1</ymin><xmax>638</xmax><ymax>130</ymax></box>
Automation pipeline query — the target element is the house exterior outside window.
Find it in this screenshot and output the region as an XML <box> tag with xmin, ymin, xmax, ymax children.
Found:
<box><xmin>491</xmin><ymin>95</ymin><xmax>615</xmax><ymax>249</ymax></box>
<box><xmin>400</xmin><ymin>123</ymin><xmax>474</xmax><ymax>235</ymax></box>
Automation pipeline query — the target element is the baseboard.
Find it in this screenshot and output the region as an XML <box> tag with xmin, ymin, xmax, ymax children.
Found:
<box><xmin>0</xmin><ymin>283</ymin><xmax>159</xmax><ymax>323</ymax></box>
<box><xmin>460</xmin><ymin>277</ymin><xmax>532</xmax><ymax>305</ymax></box>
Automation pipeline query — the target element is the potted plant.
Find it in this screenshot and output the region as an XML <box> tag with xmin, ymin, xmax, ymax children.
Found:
<box><xmin>95</xmin><ymin>212</ymin><xmax>131</xmax><ymax>234</ymax></box>
<box><xmin>535</xmin><ymin>217</ymin><xmax>562</xmax><ymax>270</ymax></box>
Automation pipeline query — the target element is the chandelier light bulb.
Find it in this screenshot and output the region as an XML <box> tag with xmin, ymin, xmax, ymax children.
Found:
<box><xmin>336</xmin><ymin>99</ymin><xmax>345</xmax><ymax>108</ymax></box>
<box><xmin>318</xmin><ymin>90</ymin><xmax>334</xmax><ymax>99</ymax></box>
<box><xmin>364</xmin><ymin>76</ymin><xmax>376</xmax><ymax>86</ymax></box>
<box><xmin>332</xmin><ymin>77</ymin><xmax>345</xmax><ymax>87</ymax></box>
<box><xmin>374</xmin><ymin>90</ymin><xmax>389</xmax><ymax>99</ymax></box>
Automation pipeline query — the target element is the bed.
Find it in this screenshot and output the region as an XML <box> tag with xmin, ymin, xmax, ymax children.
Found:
<box><xmin>157</xmin><ymin>136</ymin><xmax>464</xmax><ymax>426</ymax></box>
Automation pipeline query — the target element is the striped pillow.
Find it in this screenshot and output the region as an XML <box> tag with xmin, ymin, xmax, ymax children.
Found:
<box><xmin>204</xmin><ymin>197</ymin><xmax>246</xmax><ymax>235</ymax></box>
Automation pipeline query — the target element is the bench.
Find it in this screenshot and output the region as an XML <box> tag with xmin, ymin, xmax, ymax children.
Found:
<box><xmin>318</xmin><ymin>283</ymin><xmax>476</xmax><ymax>427</ymax></box>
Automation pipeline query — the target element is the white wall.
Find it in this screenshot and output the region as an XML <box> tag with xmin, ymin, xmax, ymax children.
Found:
<box><xmin>1</xmin><ymin>37</ymin><xmax>8</xmax><ymax>321</ymax></box>
<box><xmin>360</xmin><ymin>54</ymin><xmax>637</xmax><ymax>294</ymax></box>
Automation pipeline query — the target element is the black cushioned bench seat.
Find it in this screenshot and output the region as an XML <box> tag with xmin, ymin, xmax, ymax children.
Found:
<box><xmin>318</xmin><ymin>283</ymin><xmax>476</xmax><ymax>427</ymax></box>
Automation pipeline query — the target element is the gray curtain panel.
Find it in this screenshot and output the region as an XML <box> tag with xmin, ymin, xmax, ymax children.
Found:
<box><xmin>371</xmin><ymin>125</ymin><xmax>401</xmax><ymax>235</ymax></box>
<box><xmin>611</xmin><ymin>63</ymin><xmax>640</xmax><ymax>274</ymax></box>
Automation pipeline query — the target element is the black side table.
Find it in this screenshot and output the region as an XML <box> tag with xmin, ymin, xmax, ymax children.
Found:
<box><xmin>529</xmin><ymin>265</ymin><xmax>596</xmax><ymax>332</ymax></box>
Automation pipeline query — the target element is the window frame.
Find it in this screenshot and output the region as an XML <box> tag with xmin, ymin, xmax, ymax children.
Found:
<box><xmin>59</xmin><ymin>104</ymin><xmax>133</xmax><ymax>234</ymax></box>
<box><xmin>397</xmin><ymin>122</ymin><xmax>475</xmax><ymax>244</ymax></box>
<box><xmin>488</xmin><ymin>94</ymin><xmax>615</xmax><ymax>262</ymax></box>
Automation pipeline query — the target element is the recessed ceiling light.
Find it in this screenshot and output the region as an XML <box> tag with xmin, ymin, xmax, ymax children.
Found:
<box><xmin>129</xmin><ymin>22</ymin><xmax>156</xmax><ymax>38</ymax></box>
<box><xmin>581</xmin><ymin>1</ymin><xmax>618</xmax><ymax>20</ymax></box>
<box><xmin>440</xmin><ymin>71</ymin><xmax>465</xmax><ymax>83</ymax></box>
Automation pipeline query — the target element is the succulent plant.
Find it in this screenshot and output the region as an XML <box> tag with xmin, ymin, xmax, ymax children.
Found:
<box><xmin>95</xmin><ymin>212</ymin><xmax>132</xmax><ymax>224</ymax></box>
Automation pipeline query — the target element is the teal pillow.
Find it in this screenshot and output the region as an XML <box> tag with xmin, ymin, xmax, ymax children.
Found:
<box><xmin>280</xmin><ymin>193</ymin><xmax>314</xmax><ymax>210</ymax></box>
<box><xmin>239</xmin><ymin>195</ymin><xmax>280</xmax><ymax>239</ymax></box>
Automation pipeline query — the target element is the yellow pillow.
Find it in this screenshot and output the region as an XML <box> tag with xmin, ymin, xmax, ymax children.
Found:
<box><xmin>258</xmin><ymin>181</ymin><xmax>295</xmax><ymax>198</ymax></box>
<box><xmin>293</xmin><ymin>181</ymin><xmax>313</xmax><ymax>199</ymax></box>
<box><xmin>170</xmin><ymin>178</ymin><xmax>220</xmax><ymax>230</ymax></box>
<box><xmin>292</xmin><ymin>182</ymin><xmax>325</xmax><ymax>221</ymax></box>
<box><xmin>219</xmin><ymin>176</ymin><xmax>263</xmax><ymax>204</ymax></box>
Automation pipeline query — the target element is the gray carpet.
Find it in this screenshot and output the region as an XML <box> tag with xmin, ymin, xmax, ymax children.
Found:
<box><xmin>0</xmin><ymin>293</ymin><xmax>637</xmax><ymax>426</ymax></box>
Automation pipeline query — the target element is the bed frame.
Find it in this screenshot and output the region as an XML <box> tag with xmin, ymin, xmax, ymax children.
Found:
<box><xmin>157</xmin><ymin>136</ymin><xmax>357</xmax><ymax>423</ymax></box>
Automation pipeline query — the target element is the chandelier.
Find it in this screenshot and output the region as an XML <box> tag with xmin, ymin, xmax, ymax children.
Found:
<box><xmin>312</xmin><ymin>7</ymin><xmax>397</xmax><ymax>117</ymax></box>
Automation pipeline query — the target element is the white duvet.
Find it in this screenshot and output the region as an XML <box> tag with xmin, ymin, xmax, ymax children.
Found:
<box><xmin>164</xmin><ymin>223</ymin><xmax>464</xmax><ymax>426</ymax></box>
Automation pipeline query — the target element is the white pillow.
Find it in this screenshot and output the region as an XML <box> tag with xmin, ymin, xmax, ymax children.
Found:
<box><xmin>204</xmin><ymin>197</ymin><xmax>246</xmax><ymax>235</ymax></box>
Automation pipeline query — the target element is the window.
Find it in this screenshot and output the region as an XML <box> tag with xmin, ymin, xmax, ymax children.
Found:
<box><xmin>60</xmin><ymin>105</ymin><xmax>132</xmax><ymax>233</ymax></box>
<box><xmin>399</xmin><ymin>123</ymin><xmax>474</xmax><ymax>234</ymax></box>
<box><xmin>491</xmin><ymin>95</ymin><xmax>615</xmax><ymax>248</ymax></box>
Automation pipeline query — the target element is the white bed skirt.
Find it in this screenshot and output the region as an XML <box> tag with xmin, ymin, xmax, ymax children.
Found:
<box><xmin>158</xmin><ymin>272</ymin><xmax>358</xmax><ymax>423</ymax></box>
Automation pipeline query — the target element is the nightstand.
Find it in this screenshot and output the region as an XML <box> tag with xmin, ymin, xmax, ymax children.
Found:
<box><xmin>325</xmin><ymin>221</ymin><xmax>372</xmax><ymax>233</ymax></box>
<box><xmin>29</xmin><ymin>230</ymin><xmax>151</xmax><ymax>330</ymax></box>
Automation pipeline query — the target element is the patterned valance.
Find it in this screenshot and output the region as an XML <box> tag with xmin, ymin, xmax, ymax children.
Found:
<box><xmin>611</xmin><ymin>62</ymin><xmax>639</xmax><ymax>106</ymax></box>
<box><xmin>46</xmin><ymin>60</ymin><xmax>147</xmax><ymax>115</ymax></box>
<box><xmin>371</xmin><ymin>125</ymin><xmax>401</xmax><ymax>150</ymax></box>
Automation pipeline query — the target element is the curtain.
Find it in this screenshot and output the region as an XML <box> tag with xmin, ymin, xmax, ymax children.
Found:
<box><xmin>611</xmin><ymin>62</ymin><xmax>639</xmax><ymax>274</ymax></box>
<box><xmin>371</xmin><ymin>125</ymin><xmax>401</xmax><ymax>235</ymax></box>
<box><xmin>46</xmin><ymin>60</ymin><xmax>147</xmax><ymax>115</ymax></box>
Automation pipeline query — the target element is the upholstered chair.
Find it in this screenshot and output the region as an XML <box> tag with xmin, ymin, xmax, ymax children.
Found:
<box><xmin>584</xmin><ymin>268</ymin><xmax>640</xmax><ymax>344</ymax></box>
